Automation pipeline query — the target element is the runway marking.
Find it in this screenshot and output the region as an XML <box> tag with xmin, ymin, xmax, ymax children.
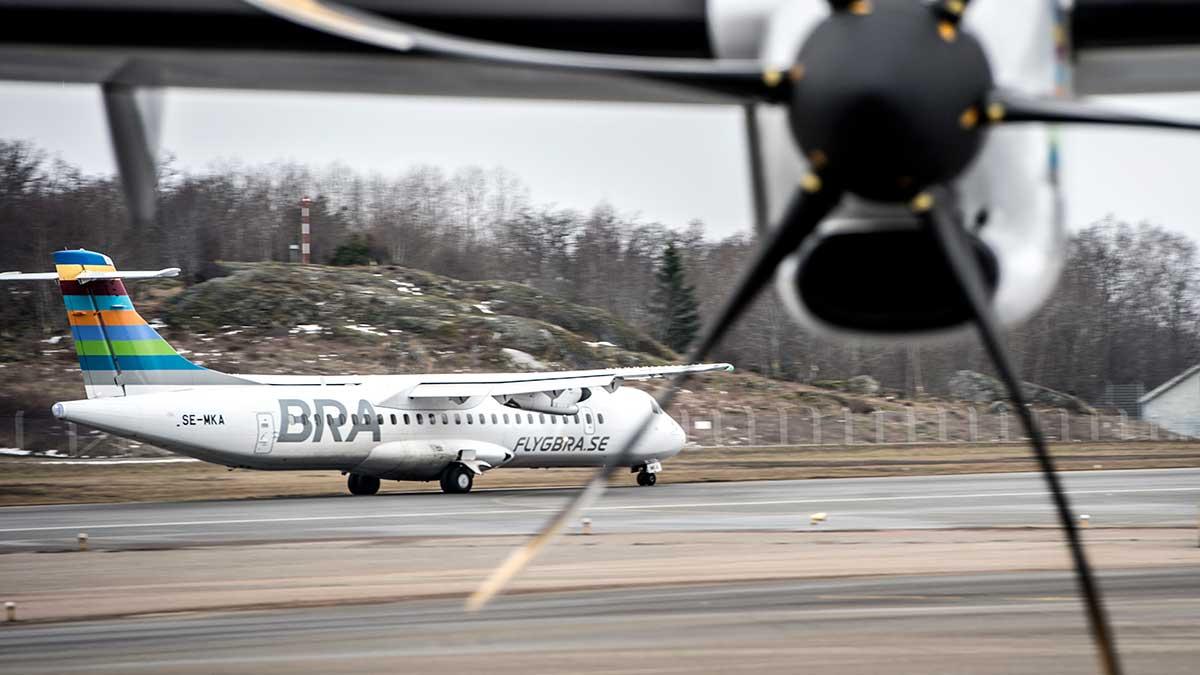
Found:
<box><xmin>1</xmin><ymin>486</ymin><xmax>1198</xmax><ymax>535</ymax></box>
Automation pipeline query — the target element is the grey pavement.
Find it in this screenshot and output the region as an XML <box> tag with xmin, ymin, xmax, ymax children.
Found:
<box><xmin>1</xmin><ymin>468</ymin><xmax>1198</xmax><ymax>551</ymax></box>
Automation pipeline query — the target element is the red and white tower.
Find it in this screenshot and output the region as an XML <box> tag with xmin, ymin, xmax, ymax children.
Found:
<box><xmin>299</xmin><ymin>196</ymin><xmax>312</xmax><ymax>264</ymax></box>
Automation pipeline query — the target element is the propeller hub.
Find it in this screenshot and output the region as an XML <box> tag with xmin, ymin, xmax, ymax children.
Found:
<box><xmin>789</xmin><ymin>0</ymin><xmax>993</xmax><ymax>201</ymax></box>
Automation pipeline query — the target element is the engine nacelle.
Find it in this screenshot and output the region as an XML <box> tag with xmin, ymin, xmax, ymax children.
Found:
<box><xmin>498</xmin><ymin>388</ymin><xmax>591</xmax><ymax>416</ymax></box>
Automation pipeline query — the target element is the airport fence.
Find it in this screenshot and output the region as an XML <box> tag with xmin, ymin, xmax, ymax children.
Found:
<box><xmin>0</xmin><ymin>406</ymin><xmax>1192</xmax><ymax>458</ymax></box>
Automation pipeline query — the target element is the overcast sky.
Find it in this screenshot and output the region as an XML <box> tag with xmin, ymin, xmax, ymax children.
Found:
<box><xmin>4</xmin><ymin>80</ymin><xmax>1200</xmax><ymax>241</ymax></box>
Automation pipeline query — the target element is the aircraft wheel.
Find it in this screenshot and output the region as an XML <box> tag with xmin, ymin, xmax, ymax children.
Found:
<box><xmin>636</xmin><ymin>471</ymin><xmax>656</xmax><ymax>487</ymax></box>
<box><xmin>348</xmin><ymin>473</ymin><xmax>380</xmax><ymax>496</ymax></box>
<box><xmin>441</xmin><ymin>464</ymin><xmax>474</xmax><ymax>494</ymax></box>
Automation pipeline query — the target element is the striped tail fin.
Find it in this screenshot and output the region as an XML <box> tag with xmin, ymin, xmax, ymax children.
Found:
<box><xmin>3</xmin><ymin>249</ymin><xmax>247</xmax><ymax>398</ymax></box>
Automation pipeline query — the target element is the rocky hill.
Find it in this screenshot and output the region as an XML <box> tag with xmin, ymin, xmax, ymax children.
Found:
<box><xmin>0</xmin><ymin>262</ymin><xmax>1165</xmax><ymax>456</ymax></box>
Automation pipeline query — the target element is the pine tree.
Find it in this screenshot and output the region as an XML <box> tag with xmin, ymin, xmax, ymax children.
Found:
<box><xmin>651</xmin><ymin>241</ymin><xmax>701</xmax><ymax>353</ymax></box>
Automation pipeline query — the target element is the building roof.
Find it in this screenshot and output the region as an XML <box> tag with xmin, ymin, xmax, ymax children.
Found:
<box><xmin>1139</xmin><ymin>363</ymin><xmax>1200</xmax><ymax>405</ymax></box>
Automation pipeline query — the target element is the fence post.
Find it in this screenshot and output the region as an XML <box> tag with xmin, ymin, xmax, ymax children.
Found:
<box><xmin>1060</xmin><ymin>409</ymin><xmax>1070</xmax><ymax>443</ymax></box>
<box><xmin>875</xmin><ymin>410</ymin><xmax>885</xmax><ymax>444</ymax></box>
<box><xmin>1119</xmin><ymin>410</ymin><xmax>1128</xmax><ymax>441</ymax></box>
<box><xmin>907</xmin><ymin>409</ymin><xmax>916</xmax><ymax>443</ymax></box>
<box><xmin>1000</xmin><ymin>410</ymin><xmax>1009</xmax><ymax>442</ymax></box>
<box><xmin>1150</xmin><ymin>416</ymin><xmax>1159</xmax><ymax>441</ymax></box>
<box><xmin>778</xmin><ymin>407</ymin><xmax>789</xmax><ymax>446</ymax></box>
<box><xmin>14</xmin><ymin>410</ymin><xmax>23</xmax><ymax>451</ymax></box>
<box><xmin>713</xmin><ymin>409</ymin><xmax>723</xmax><ymax>446</ymax></box>
<box><xmin>745</xmin><ymin>407</ymin><xmax>757</xmax><ymax>447</ymax></box>
<box><xmin>968</xmin><ymin>407</ymin><xmax>978</xmax><ymax>443</ymax></box>
<box><xmin>936</xmin><ymin>407</ymin><xmax>947</xmax><ymax>442</ymax></box>
<box><xmin>843</xmin><ymin>407</ymin><xmax>854</xmax><ymax>445</ymax></box>
<box><xmin>804</xmin><ymin>406</ymin><xmax>821</xmax><ymax>446</ymax></box>
<box><xmin>1091</xmin><ymin>415</ymin><xmax>1099</xmax><ymax>442</ymax></box>
<box><xmin>67</xmin><ymin>422</ymin><xmax>78</xmax><ymax>457</ymax></box>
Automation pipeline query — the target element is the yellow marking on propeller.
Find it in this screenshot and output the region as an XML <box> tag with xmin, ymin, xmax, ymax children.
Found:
<box><xmin>911</xmin><ymin>192</ymin><xmax>934</xmax><ymax>213</ymax></box>
<box><xmin>943</xmin><ymin>0</ymin><xmax>966</xmax><ymax>16</ymax></box>
<box><xmin>848</xmin><ymin>0</ymin><xmax>873</xmax><ymax>16</ymax></box>
<box><xmin>763</xmin><ymin>69</ymin><xmax>783</xmax><ymax>87</ymax></box>
<box><xmin>938</xmin><ymin>21</ymin><xmax>958</xmax><ymax>42</ymax></box>
<box><xmin>987</xmin><ymin>102</ymin><xmax>1006</xmax><ymax>123</ymax></box>
<box><xmin>808</xmin><ymin>150</ymin><xmax>828</xmax><ymax>170</ymax></box>
<box><xmin>789</xmin><ymin>64</ymin><xmax>806</xmax><ymax>83</ymax></box>
<box><xmin>801</xmin><ymin>173</ymin><xmax>823</xmax><ymax>193</ymax></box>
<box><xmin>959</xmin><ymin>106</ymin><xmax>980</xmax><ymax>130</ymax></box>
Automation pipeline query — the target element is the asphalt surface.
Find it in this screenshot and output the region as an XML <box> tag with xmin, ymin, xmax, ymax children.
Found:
<box><xmin>0</xmin><ymin>568</ymin><xmax>1196</xmax><ymax>674</ymax></box>
<box><xmin>1</xmin><ymin>468</ymin><xmax>1198</xmax><ymax>551</ymax></box>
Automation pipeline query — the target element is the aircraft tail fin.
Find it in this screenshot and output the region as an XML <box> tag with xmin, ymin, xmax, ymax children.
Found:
<box><xmin>2</xmin><ymin>249</ymin><xmax>248</xmax><ymax>398</ymax></box>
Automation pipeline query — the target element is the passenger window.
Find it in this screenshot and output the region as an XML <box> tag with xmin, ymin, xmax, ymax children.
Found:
<box><xmin>467</xmin><ymin>415</ymin><xmax>473</xmax><ymax>424</ymax></box>
<box><xmin>327</xmin><ymin>414</ymin><xmax>335</xmax><ymax>426</ymax></box>
<box><xmin>478</xmin><ymin>414</ymin><xmax>486</xmax><ymax>425</ymax></box>
<box><xmin>598</xmin><ymin>413</ymin><xmax>605</xmax><ymax>425</ymax></box>
<box><xmin>315</xmin><ymin>414</ymin><xmax>321</xmax><ymax>424</ymax></box>
<box><xmin>573</xmin><ymin>415</ymin><xmax>580</xmax><ymax>424</ymax></box>
<box><xmin>403</xmin><ymin>414</ymin><xmax>410</xmax><ymax>425</ymax></box>
<box><xmin>390</xmin><ymin>414</ymin><xmax>397</xmax><ymax>425</ymax></box>
<box><xmin>503</xmin><ymin>414</ymin><xmax>510</xmax><ymax>424</ymax></box>
<box><xmin>528</xmin><ymin>414</ymin><xmax>534</xmax><ymax>424</ymax></box>
<box><xmin>430</xmin><ymin>414</ymin><xmax>437</xmax><ymax>426</ymax></box>
<box><xmin>339</xmin><ymin>414</ymin><xmax>346</xmax><ymax>425</ymax></box>
<box><xmin>492</xmin><ymin>414</ymin><xmax>498</xmax><ymax>424</ymax></box>
<box><xmin>455</xmin><ymin>414</ymin><xmax>462</xmax><ymax>425</ymax></box>
<box><xmin>515</xmin><ymin>414</ymin><xmax>521</xmax><ymax>425</ymax></box>
<box><xmin>351</xmin><ymin>414</ymin><xmax>358</xmax><ymax>425</ymax></box>
<box><xmin>416</xmin><ymin>414</ymin><xmax>423</xmax><ymax>425</ymax></box>
<box><xmin>442</xmin><ymin>414</ymin><xmax>449</xmax><ymax>424</ymax></box>
<box><xmin>378</xmin><ymin>414</ymin><xmax>384</xmax><ymax>425</ymax></box>
<box><xmin>586</xmin><ymin>414</ymin><xmax>593</xmax><ymax>424</ymax></box>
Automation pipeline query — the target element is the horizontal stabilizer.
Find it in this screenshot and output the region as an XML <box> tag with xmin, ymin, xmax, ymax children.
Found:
<box><xmin>1</xmin><ymin>268</ymin><xmax>180</xmax><ymax>283</ymax></box>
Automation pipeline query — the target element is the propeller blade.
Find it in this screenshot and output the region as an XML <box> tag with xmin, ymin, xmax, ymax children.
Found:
<box><xmin>916</xmin><ymin>187</ymin><xmax>1124</xmax><ymax>675</ymax></box>
<box><xmin>990</xmin><ymin>90</ymin><xmax>1200</xmax><ymax>132</ymax></box>
<box><xmin>102</xmin><ymin>81</ymin><xmax>162</xmax><ymax>232</ymax></box>
<box><xmin>242</xmin><ymin>0</ymin><xmax>775</xmax><ymax>98</ymax></box>
<box><xmin>466</xmin><ymin>177</ymin><xmax>843</xmax><ymax>612</ymax></box>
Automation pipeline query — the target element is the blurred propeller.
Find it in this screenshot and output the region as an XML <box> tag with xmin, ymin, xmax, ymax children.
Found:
<box><xmin>242</xmin><ymin>0</ymin><xmax>772</xmax><ymax>98</ymax></box>
<box><xmin>918</xmin><ymin>186</ymin><xmax>1123</xmax><ymax>675</ymax></box>
<box><xmin>466</xmin><ymin>177</ymin><xmax>843</xmax><ymax>611</ymax></box>
<box><xmin>991</xmin><ymin>90</ymin><xmax>1200</xmax><ymax>132</ymax></box>
<box><xmin>102</xmin><ymin>80</ymin><xmax>163</xmax><ymax>233</ymax></box>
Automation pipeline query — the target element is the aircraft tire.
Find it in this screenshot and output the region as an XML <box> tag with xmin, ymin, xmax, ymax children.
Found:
<box><xmin>441</xmin><ymin>464</ymin><xmax>474</xmax><ymax>494</ymax></box>
<box><xmin>636</xmin><ymin>470</ymin><xmax>656</xmax><ymax>487</ymax></box>
<box><xmin>348</xmin><ymin>473</ymin><xmax>380</xmax><ymax>496</ymax></box>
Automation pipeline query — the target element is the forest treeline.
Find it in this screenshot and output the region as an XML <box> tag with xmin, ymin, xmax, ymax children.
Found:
<box><xmin>2</xmin><ymin>139</ymin><xmax>1197</xmax><ymax>402</ymax></box>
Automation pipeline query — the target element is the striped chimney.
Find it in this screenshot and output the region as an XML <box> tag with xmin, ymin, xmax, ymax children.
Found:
<box><xmin>300</xmin><ymin>196</ymin><xmax>312</xmax><ymax>264</ymax></box>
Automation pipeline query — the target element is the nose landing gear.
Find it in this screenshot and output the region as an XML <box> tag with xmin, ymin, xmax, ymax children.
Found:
<box><xmin>634</xmin><ymin>460</ymin><xmax>662</xmax><ymax>487</ymax></box>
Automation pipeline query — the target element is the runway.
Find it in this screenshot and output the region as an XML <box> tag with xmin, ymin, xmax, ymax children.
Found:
<box><xmin>2</xmin><ymin>468</ymin><xmax>1198</xmax><ymax>551</ymax></box>
<box><xmin>0</xmin><ymin>569</ymin><xmax>1197</xmax><ymax>674</ymax></box>
<box><xmin>2</xmin><ymin>468</ymin><xmax>1198</xmax><ymax>673</ymax></box>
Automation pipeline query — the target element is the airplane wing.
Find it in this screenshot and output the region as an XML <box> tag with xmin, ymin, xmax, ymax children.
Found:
<box><xmin>398</xmin><ymin>363</ymin><xmax>734</xmax><ymax>400</ymax></box>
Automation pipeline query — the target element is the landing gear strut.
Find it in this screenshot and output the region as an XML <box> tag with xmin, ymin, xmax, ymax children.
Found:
<box><xmin>347</xmin><ymin>472</ymin><xmax>380</xmax><ymax>496</ymax></box>
<box><xmin>440</xmin><ymin>463</ymin><xmax>474</xmax><ymax>494</ymax></box>
<box><xmin>636</xmin><ymin>470</ymin><xmax>657</xmax><ymax>487</ymax></box>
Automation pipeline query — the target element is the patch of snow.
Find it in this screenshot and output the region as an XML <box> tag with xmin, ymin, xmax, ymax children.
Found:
<box><xmin>345</xmin><ymin>324</ymin><xmax>385</xmax><ymax>337</ymax></box>
<box><xmin>290</xmin><ymin>324</ymin><xmax>324</xmax><ymax>334</ymax></box>
<box><xmin>0</xmin><ymin>448</ymin><xmax>32</xmax><ymax>456</ymax></box>
<box><xmin>473</xmin><ymin>303</ymin><xmax>494</xmax><ymax>315</ymax></box>
<box><xmin>501</xmin><ymin>348</ymin><xmax>547</xmax><ymax>370</ymax></box>
<box><xmin>42</xmin><ymin>335</ymin><xmax>64</xmax><ymax>344</ymax></box>
<box><xmin>584</xmin><ymin>341</ymin><xmax>617</xmax><ymax>348</ymax></box>
<box><xmin>222</xmin><ymin>329</ymin><xmax>243</xmax><ymax>336</ymax></box>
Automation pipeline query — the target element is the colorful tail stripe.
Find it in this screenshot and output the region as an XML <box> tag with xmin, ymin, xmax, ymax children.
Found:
<box><xmin>53</xmin><ymin>250</ymin><xmax>201</xmax><ymax>373</ymax></box>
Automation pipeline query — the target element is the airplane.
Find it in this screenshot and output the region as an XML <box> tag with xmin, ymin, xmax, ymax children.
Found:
<box><xmin>2</xmin><ymin>248</ymin><xmax>730</xmax><ymax>495</ymax></box>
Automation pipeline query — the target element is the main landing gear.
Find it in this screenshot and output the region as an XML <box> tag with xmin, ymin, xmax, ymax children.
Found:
<box><xmin>634</xmin><ymin>460</ymin><xmax>662</xmax><ymax>487</ymax></box>
<box><xmin>440</xmin><ymin>463</ymin><xmax>474</xmax><ymax>494</ymax></box>
<box><xmin>347</xmin><ymin>472</ymin><xmax>380</xmax><ymax>496</ymax></box>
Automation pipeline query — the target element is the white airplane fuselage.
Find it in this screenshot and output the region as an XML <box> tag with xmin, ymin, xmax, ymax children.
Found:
<box><xmin>54</xmin><ymin>378</ymin><xmax>686</xmax><ymax>481</ymax></box>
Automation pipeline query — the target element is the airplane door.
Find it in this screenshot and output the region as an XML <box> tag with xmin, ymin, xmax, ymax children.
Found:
<box><xmin>254</xmin><ymin>412</ymin><xmax>275</xmax><ymax>454</ymax></box>
<box><xmin>581</xmin><ymin>406</ymin><xmax>595</xmax><ymax>435</ymax></box>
